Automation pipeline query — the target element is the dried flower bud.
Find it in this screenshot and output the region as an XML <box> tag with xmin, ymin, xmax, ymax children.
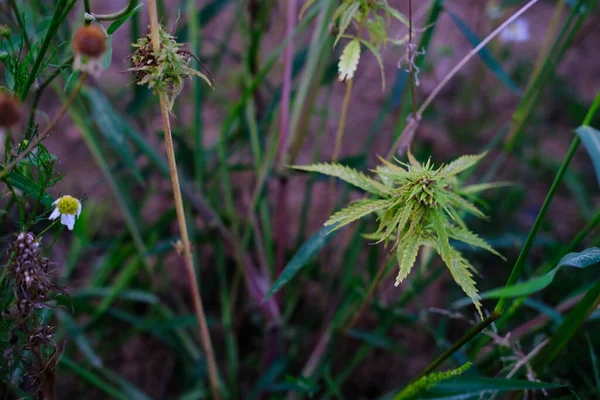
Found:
<box><xmin>129</xmin><ymin>25</ymin><xmax>212</xmax><ymax>111</ymax></box>
<box><xmin>73</xmin><ymin>24</ymin><xmax>107</xmax><ymax>58</ymax></box>
<box><xmin>0</xmin><ymin>92</ymin><xmax>21</xmax><ymax>128</ymax></box>
<box><xmin>72</xmin><ymin>24</ymin><xmax>107</xmax><ymax>77</ymax></box>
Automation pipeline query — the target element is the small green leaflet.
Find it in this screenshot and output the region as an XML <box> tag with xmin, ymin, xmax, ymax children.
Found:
<box><xmin>107</xmin><ymin>3</ymin><xmax>143</xmax><ymax>35</ymax></box>
<box><xmin>576</xmin><ymin>125</ymin><xmax>600</xmax><ymax>188</ymax></box>
<box><xmin>263</xmin><ymin>223</ymin><xmax>341</xmax><ymax>300</ymax></box>
<box><xmin>338</xmin><ymin>39</ymin><xmax>361</xmax><ymax>82</ymax></box>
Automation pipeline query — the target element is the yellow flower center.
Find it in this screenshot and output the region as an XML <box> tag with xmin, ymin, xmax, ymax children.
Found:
<box><xmin>57</xmin><ymin>195</ymin><xmax>79</xmax><ymax>215</ymax></box>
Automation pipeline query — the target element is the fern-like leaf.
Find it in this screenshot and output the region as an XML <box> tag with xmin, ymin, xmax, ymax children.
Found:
<box><xmin>449</xmin><ymin>226</ymin><xmax>504</xmax><ymax>259</ymax></box>
<box><xmin>338</xmin><ymin>39</ymin><xmax>361</xmax><ymax>81</ymax></box>
<box><xmin>375</xmin><ymin>202</ymin><xmax>412</xmax><ymax>243</ymax></box>
<box><xmin>445</xmin><ymin>247</ymin><xmax>482</xmax><ymax>318</ymax></box>
<box><xmin>394</xmin><ymin>362</ymin><xmax>472</xmax><ymax>400</ymax></box>
<box><xmin>395</xmin><ymin>234</ymin><xmax>420</xmax><ymax>285</ymax></box>
<box><xmin>293</xmin><ymin>163</ymin><xmax>390</xmax><ymax>197</ymax></box>
<box><xmin>325</xmin><ymin>199</ymin><xmax>395</xmax><ymax>229</ymax></box>
<box><xmin>442</xmin><ymin>189</ymin><xmax>487</xmax><ymax>220</ymax></box>
<box><xmin>334</xmin><ymin>2</ymin><xmax>360</xmax><ymax>47</ymax></box>
<box><xmin>441</xmin><ymin>152</ymin><xmax>486</xmax><ymax>177</ymax></box>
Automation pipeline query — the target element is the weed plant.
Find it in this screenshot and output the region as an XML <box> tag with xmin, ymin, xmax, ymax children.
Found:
<box><xmin>0</xmin><ymin>0</ymin><xmax>600</xmax><ymax>399</ymax></box>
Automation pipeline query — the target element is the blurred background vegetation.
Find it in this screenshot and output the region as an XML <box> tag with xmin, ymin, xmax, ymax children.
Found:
<box><xmin>1</xmin><ymin>0</ymin><xmax>600</xmax><ymax>398</ymax></box>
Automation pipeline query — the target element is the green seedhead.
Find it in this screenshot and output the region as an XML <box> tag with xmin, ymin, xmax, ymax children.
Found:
<box><xmin>294</xmin><ymin>153</ymin><xmax>502</xmax><ymax>316</ymax></box>
<box><xmin>129</xmin><ymin>25</ymin><xmax>211</xmax><ymax>111</ymax></box>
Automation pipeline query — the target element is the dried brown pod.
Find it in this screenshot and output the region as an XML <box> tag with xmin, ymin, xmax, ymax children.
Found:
<box><xmin>72</xmin><ymin>24</ymin><xmax>107</xmax><ymax>58</ymax></box>
<box><xmin>0</xmin><ymin>92</ymin><xmax>21</xmax><ymax>128</ymax></box>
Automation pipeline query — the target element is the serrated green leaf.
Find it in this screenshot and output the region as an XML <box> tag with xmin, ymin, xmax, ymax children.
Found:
<box><xmin>377</xmin><ymin>202</ymin><xmax>412</xmax><ymax>243</ymax></box>
<box><xmin>432</xmin><ymin>210</ymin><xmax>482</xmax><ymax>316</ymax></box>
<box><xmin>576</xmin><ymin>125</ymin><xmax>600</xmax><ymax>188</ymax></box>
<box><xmin>394</xmin><ymin>362</ymin><xmax>472</xmax><ymax>400</ymax></box>
<box><xmin>441</xmin><ymin>153</ymin><xmax>485</xmax><ymax>177</ymax></box>
<box><xmin>443</xmin><ymin>189</ymin><xmax>487</xmax><ymax>220</ymax></box>
<box><xmin>334</xmin><ymin>2</ymin><xmax>360</xmax><ymax>46</ymax></box>
<box><xmin>338</xmin><ymin>39</ymin><xmax>361</xmax><ymax>81</ymax></box>
<box><xmin>396</xmin><ymin>234</ymin><xmax>420</xmax><ymax>284</ymax></box>
<box><xmin>293</xmin><ymin>162</ymin><xmax>390</xmax><ymax>197</ymax></box>
<box><xmin>448</xmin><ymin>226</ymin><xmax>503</xmax><ymax>259</ymax></box>
<box><xmin>445</xmin><ymin>248</ymin><xmax>482</xmax><ymax>318</ymax></box>
<box><xmin>326</xmin><ymin>199</ymin><xmax>395</xmax><ymax>228</ymax></box>
<box><xmin>461</xmin><ymin>181</ymin><xmax>511</xmax><ymax>195</ymax></box>
<box><xmin>264</xmin><ymin>223</ymin><xmax>342</xmax><ymax>300</ymax></box>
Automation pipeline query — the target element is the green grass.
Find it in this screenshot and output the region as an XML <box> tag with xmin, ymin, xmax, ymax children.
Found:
<box><xmin>1</xmin><ymin>0</ymin><xmax>600</xmax><ymax>399</ymax></box>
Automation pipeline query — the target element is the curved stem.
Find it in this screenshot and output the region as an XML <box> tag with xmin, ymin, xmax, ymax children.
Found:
<box><xmin>388</xmin><ymin>0</ymin><xmax>542</xmax><ymax>157</ymax></box>
<box><xmin>0</xmin><ymin>72</ymin><xmax>88</xmax><ymax>181</ymax></box>
<box><xmin>146</xmin><ymin>2</ymin><xmax>221</xmax><ymax>399</ymax></box>
<box><xmin>84</xmin><ymin>0</ymin><xmax>138</xmax><ymax>21</ymax></box>
<box><xmin>327</xmin><ymin>78</ymin><xmax>354</xmax><ymax>212</ymax></box>
<box><xmin>413</xmin><ymin>313</ymin><xmax>499</xmax><ymax>382</ymax></box>
<box><xmin>343</xmin><ymin>251</ymin><xmax>393</xmax><ymax>331</ymax></box>
<box><xmin>494</xmin><ymin>136</ymin><xmax>580</xmax><ymax>314</ymax></box>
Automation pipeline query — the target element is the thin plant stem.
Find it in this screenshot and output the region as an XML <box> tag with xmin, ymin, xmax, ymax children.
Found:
<box><xmin>413</xmin><ymin>313</ymin><xmax>500</xmax><ymax>382</ymax></box>
<box><xmin>388</xmin><ymin>0</ymin><xmax>542</xmax><ymax>157</ymax></box>
<box><xmin>83</xmin><ymin>0</ymin><xmax>138</xmax><ymax>21</ymax></box>
<box><xmin>27</xmin><ymin>56</ymin><xmax>74</xmax><ymax>131</ymax></box>
<box><xmin>18</xmin><ymin>0</ymin><xmax>73</xmax><ymax>100</ymax></box>
<box><xmin>343</xmin><ymin>251</ymin><xmax>393</xmax><ymax>331</ymax></box>
<box><xmin>0</xmin><ymin>72</ymin><xmax>88</xmax><ymax>181</ymax></box>
<box><xmin>495</xmin><ymin>88</ymin><xmax>600</xmax><ymax>315</ymax></box>
<box><xmin>328</xmin><ymin>78</ymin><xmax>354</xmax><ymax>212</ymax></box>
<box><xmin>494</xmin><ymin>137</ymin><xmax>580</xmax><ymax>314</ymax></box>
<box><xmin>146</xmin><ymin>1</ymin><xmax>220</xmax><ymax>398</ymax></box>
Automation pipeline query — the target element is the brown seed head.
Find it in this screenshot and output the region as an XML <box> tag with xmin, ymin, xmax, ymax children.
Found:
<box><xmin>72</xmin><ymin>24</ymin><xmax>107</xmax><ymax>58</ymax></box>
<box><xmin>0</xmin><ymin>92</ymin><xmax>21</xmax><ymax>128</ymax></box>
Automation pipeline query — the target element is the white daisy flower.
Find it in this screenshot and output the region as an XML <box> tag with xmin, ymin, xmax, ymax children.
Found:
<box><xmin>49</xmin><ymin>195</ymin><xmax>82</xmax><ymax>231</ymax></box>
<box><xmin>500</xmin><ymin>19</ymin><xmax>530</xmax><ymax>43</ymax></box>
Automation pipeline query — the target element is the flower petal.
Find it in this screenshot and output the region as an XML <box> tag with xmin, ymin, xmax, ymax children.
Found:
<box><xmin>49</xmin><ymin>208</ymin><xmax>61</xmax><ymax>221</ymax></box>
<box><xmin>77</xmin><ymin>201</ymin><xmax>82</xmax><ymax>217</ymax></box>
<box><xmin>61</xmin><ymin>214</ymin><xmax>75</xmax><ymax>231</ymax></box>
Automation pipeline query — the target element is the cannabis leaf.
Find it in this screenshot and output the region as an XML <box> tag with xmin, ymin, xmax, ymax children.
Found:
<box><xmin>394</xmin><ymin>362</ymin><xmax>472</xmax><ymax>400</ymax></box>
<box><xmin>326</xmin><ymin>0</ymin><xmax>409</xmax><ymax>86</ymax></box>
<box><xmin>338</xmin><ymin>39</ymin><xmax>361</xmax><ymax>82</ymax></box>
<box><xmin>293</xmin><ymin>153</ymin><xmax>502</xmax><ymax>317</ymax></box>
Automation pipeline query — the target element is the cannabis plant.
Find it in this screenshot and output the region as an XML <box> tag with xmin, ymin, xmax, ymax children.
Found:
<box><xmin>331</xmin><ymin>0</ymin><xmax>409</xmax><ymax>85</ymax></box>
<box><xmin>294</xmin><ymin>153</ymin><xmax>502</xmax><ymax>316</ymax></box>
